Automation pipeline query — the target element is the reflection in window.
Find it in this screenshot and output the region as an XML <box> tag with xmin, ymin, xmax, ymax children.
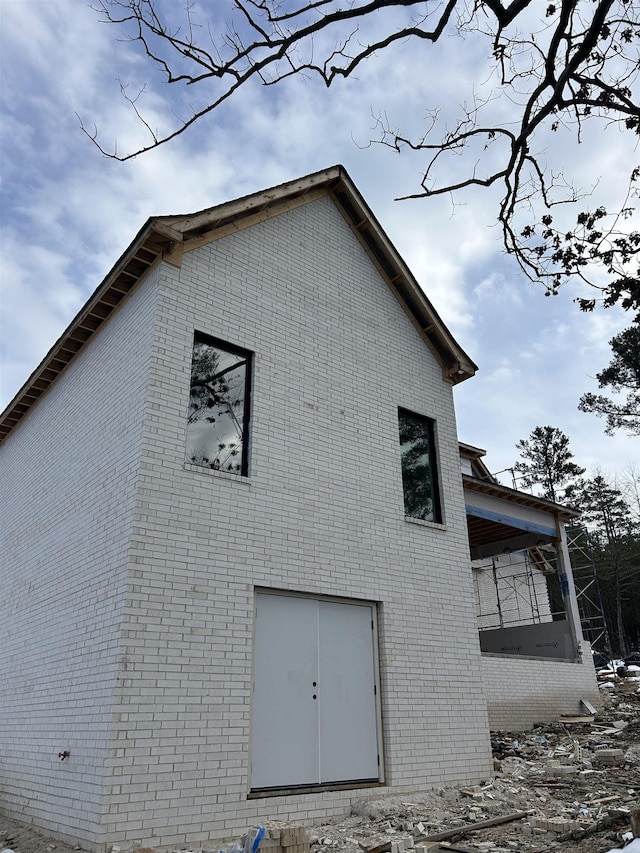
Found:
<box><xmin>186</xmin><ymin>333</ymin><xmax>252</xmax><ymax>475</ymax></box>
<box><xmin>398</xmin><ymin>409</ymin><xmax>442</xmax><ymax>523</ymax></box>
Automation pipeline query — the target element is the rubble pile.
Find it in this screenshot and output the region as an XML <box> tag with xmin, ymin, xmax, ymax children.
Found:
<box><xmin>1</xmin><ymin>671</ymin><xmax>638</xmax><ymax>853</ymax></box>
<box><xmin>307</xmin><ymin>676</ymin><xmax>640</xmax><ymax>853</ymax></box>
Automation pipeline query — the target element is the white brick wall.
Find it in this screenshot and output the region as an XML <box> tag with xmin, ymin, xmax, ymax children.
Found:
<box><xmin>0</xmin><ymin>272</ymin><xmax>160</xmax><ymax>849</ymax></box>
<box><xmin>98</xmin><ymin>196</ymin><xmax>492</xmax><ymax>849</ymax></box>
<box><xmin>1</xmin><ymin>195</ymin><xmax>494</xmax><ymax>852</ymax></box>
<box><xmin>481</xmin><ymin>640</ymin><xmax>601</xmax><ymax>730</ymax></box>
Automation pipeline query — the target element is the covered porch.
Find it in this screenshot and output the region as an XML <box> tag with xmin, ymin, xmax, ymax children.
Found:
<box><xmin>460</xmin><ymin>445</ymin><xmax>601</xmax><ymax>729</ymax></box>
<box><xmin>464</xmin><ymin>474</ymin><xmax>582</xmax><ymax>661</ymax></box>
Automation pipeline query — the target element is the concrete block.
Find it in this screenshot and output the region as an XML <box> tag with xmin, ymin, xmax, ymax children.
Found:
<box><xmin>546</xmin><ymin>764</ymin><xmax>578</xmax><ymax>777</ymax></box>
<box><xmin>593</xmin><ymin>749</ymin><xmax>625</xmax><ymax>766</ymax></box>
<box><xmin>530</xmin><ymin>816</ymin><xmax>580</xmax><ymax>833</ymax></box>
<box><xmin>285</xmin><ymin>843</ymin><xmax>309</xmax><ymax>853</ymax></box>
<box><xmin>281</xmin><ymin>827</ymin><xmax>307</xmax><ymax>847</ymax></box>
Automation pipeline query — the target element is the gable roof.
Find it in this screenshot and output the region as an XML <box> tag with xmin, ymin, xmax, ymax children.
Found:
<box><xmin>0</xmin><ymin>165</ymin><xmax>477</xmax><ymax>444</ymax></box>
<box><xmin>459</xmin><ymin>441</ymin><xmax>495</xmax><ymax>481</ymax></box>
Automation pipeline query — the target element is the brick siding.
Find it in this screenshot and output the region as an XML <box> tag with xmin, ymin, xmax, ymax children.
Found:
<box><xmin>1</xmin><ymin>195</ymin><xmax>494</xmax><ymax>851</ymax></box>
<box><xmin>481</xmin><ymin>640</ymin><xmax>601</xmax><ymax>730</ymax></box>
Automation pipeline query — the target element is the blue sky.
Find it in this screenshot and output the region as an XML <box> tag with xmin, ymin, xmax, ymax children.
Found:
<box><xmin>1</xmin><ymin>0</ymin><xmax>637</xmax><ymax>484</ymax></box>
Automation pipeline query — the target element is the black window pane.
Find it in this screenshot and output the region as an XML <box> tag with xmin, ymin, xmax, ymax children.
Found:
<box><xmin>399</xmin><ymin>410</ymin><xmax>441</xmax><ymax>523</ymax></box>
<box><xmin>186</xmin><ymin>336</ymin><xmax>250</xmax><ymax>475</ymax></box>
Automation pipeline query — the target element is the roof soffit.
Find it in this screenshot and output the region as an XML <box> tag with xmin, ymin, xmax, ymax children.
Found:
<box><xmin>463</xmin><ymin>474</ymin><xmax>580</xmax><ymax>558</ymax></box>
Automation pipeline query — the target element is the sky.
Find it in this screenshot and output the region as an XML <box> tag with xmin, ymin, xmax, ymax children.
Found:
<box><xmin>0</xmin><ymin>0</ymin><xmax>638</xmax><ymax>486</ymax></box>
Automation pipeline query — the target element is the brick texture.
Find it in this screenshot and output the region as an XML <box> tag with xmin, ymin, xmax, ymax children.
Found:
<box><xmin>2</xmin><ymin>195</ymin><xmax>493</xmax><ymax>851</ymax></box>
<box><xmin>0</xmin><ymin>272</ymin><xmax>160</xmax><ymax>849</ymax></box>
<box><xmin>481</xmin><ymin>640</ymin><xmax>601</xmax><ymax>730</ymax></box>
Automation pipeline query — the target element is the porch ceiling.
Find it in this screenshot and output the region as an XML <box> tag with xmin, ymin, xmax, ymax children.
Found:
<box><xmin>466</xmin><ymin>514</ymin><xmax>535</xmax><ymax>549</ymax></box>
<box><xmin>465</xmin><ymin>511</ymin><xmax>556</xmax><ymax>560</ymax></box>
<box><xmin>463</xmin><ymin>474</ymin><xmax>580</xmax><ymax>560</ymax></box>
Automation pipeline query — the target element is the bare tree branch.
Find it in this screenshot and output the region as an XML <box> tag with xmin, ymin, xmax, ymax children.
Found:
<box><xmin>86</xmin><ymin>0</ymin><xmax>640</xmax><ymax>314</ymax></box>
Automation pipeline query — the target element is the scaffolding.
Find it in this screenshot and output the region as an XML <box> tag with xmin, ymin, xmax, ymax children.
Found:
<box><xmin>474</xmin><ymin>548</ymin><xmax>565</xmax><ymax>631</ymax></box>
<box><xmin>473</xmin><ymin>526</ymin><xmax>611</xmax><ymax>656</ymax></box>
<box><xmin>566</xmin><ymin>524</ymin><xmax>611</xmax><ymax>655</ymax></box>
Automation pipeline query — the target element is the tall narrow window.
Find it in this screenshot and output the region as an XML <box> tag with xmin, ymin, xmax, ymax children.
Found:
<box><xmin>398</xmin><ymin>408</ymin><xmax>442</xmax><ymax>523</ymax></box>
<box><xmin>186</xmin><ymin>333</ymin><xmax>252</xmax><ymax>475</ymax></box>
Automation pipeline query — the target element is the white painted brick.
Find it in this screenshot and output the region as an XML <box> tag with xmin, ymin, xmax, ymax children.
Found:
<box><xmin>482</xmin><ymin>640</ymin><xmax>601</xmax><ymax>730</ymax></box>
<box><xmin>1</xmin><ymin>195</ymin><xmax>495</xmax><ymax>851</ymax></box>
<box><xmin>0</xmin><ymin>270</ymin><xmax>161</xmax><ymax>851</ymax></box>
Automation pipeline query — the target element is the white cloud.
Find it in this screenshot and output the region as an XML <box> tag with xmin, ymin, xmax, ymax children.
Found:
<box><xmin>1</xmin><ymin>0</ymin><xmax>637</xmax><ymax>482</ymax></box>
<box><xmin>473</xmin><ymin>272</ymin><xmax>524</xmax><ymax>306</ymax></box>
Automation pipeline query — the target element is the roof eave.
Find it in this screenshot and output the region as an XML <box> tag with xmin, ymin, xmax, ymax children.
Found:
<box><xmin>1</xmin><ymin>165</ymin><xmax>477</xmax><ymax>445</ymax></box>
<box><xmin>462</xmin><ymin>473</ymin><xmax>581</xmax><ymax>522</ymax></box>
<box><xmin>0</xmin><ymin>220</ymin><xmax>181</xmax><ymax>442</ymax></box>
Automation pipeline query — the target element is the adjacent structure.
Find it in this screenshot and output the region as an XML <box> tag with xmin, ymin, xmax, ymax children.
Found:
<box><xmin>0</xmin><ymin>166</ymin><xmax>598</xmax><ymax>853</ymax></box>
<box><xmin>459</xmin><ymin>445</ymin><xmax>600</xmax><ymax>729</ymax></box>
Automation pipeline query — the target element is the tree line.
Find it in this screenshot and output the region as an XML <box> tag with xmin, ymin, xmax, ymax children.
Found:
<box><xmin>512</xmin><ymin>424</ymin><xmax>639</xmax><ymax>657</ymax></box>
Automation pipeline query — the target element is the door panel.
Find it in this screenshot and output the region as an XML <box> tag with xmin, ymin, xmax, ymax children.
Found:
<box><xmin>318</xmin><ymin>601</ymin><xmax>379</xmax><ymax>782</ymax></box>
<box><xmin>251</xmin><ymin>593</ymin><xmax>319</xmax><ymax>788</ymax></box>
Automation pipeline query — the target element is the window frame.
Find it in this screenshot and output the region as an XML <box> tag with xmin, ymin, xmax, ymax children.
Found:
<box><xmin>398</xmin><ymin>407</ymin><xmax>443</xmax><ymax>525</ymax></box>
<box><xmin>186</xmin><ymin>331</ymin><xmax>253</xmax><ymax>477</ymax></box>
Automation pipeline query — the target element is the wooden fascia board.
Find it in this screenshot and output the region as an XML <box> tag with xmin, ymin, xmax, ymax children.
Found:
<box><xmin>462</xmin><ymin>474</ymin><xmax>581</xmax><ymax>522</ymax></box>
<box><xmin>156</xmin><ymin>166</ymin><xmax>343</xmax><ymax>236</ymax></box>
<box><xmin>328</xmin><ymin>176</ymin><xmax>477</xmax><ymax>385</ymax></box>
<box><xmin>0</xmin><ymin>222</ymin><xmax>174</xmax><ymax>444</ymax></box>
<box><xmin>459</xmin><ymin>441</ymin><xmax>488</xmax><ymax>458</ymax></box>
<box><xmin>151</xmin><ymin>220</ymin><xmax>184</xmax><ymax>243</ymax></box>
<box><xmin>177</xmin><ymin>189</ymin><xmax>327</xmax><ymax>254</ymax></box>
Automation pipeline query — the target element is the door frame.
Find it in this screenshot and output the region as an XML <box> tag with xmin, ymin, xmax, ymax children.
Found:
<box><xmin>248</xmin><ymin>587</ymin><xmax>385</xmax><ymax>796</ymax></box>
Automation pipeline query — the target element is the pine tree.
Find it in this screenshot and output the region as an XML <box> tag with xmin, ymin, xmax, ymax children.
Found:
<box><xmin>577</xmin><ymin>475</ymin><xmax>637</xmax><ymax>656</ymax></box>
<box><xmin>579</xmin><ymin>326</ymin><xmax>640</xmax><ymax>436</ymax></box>
<box><xmin>514</xmin><ymin>426</ymin><xmax>585</xmax><ymax>503</ymax></box>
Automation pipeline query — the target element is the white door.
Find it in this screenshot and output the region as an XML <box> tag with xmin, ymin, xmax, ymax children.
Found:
<box><xmin>318</xmin><ymin>600</ymin><xmax>380</xmax><ymax>782</ymax></box>
<box><xmin>251</xmin><ymin>592</ymin><xmax>381</xmax><ymax>790</ymax></box>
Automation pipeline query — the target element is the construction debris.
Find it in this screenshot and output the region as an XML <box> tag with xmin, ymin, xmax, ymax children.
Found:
<box><xmin>1</xmin><ymin>672</ymin><xmax>638</xmax><ymax>853</ymax></box>
<box><xmin>305</xmin><ymin>677</ymin><xmax>639</xmax><ymax>853</ymax></box>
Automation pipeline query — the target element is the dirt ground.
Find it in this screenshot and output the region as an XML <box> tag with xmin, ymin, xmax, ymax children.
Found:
<box><xmin>1</xmin><ymin>674</ymin><xmax>638</xmax><ymax>853</ymax></box>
